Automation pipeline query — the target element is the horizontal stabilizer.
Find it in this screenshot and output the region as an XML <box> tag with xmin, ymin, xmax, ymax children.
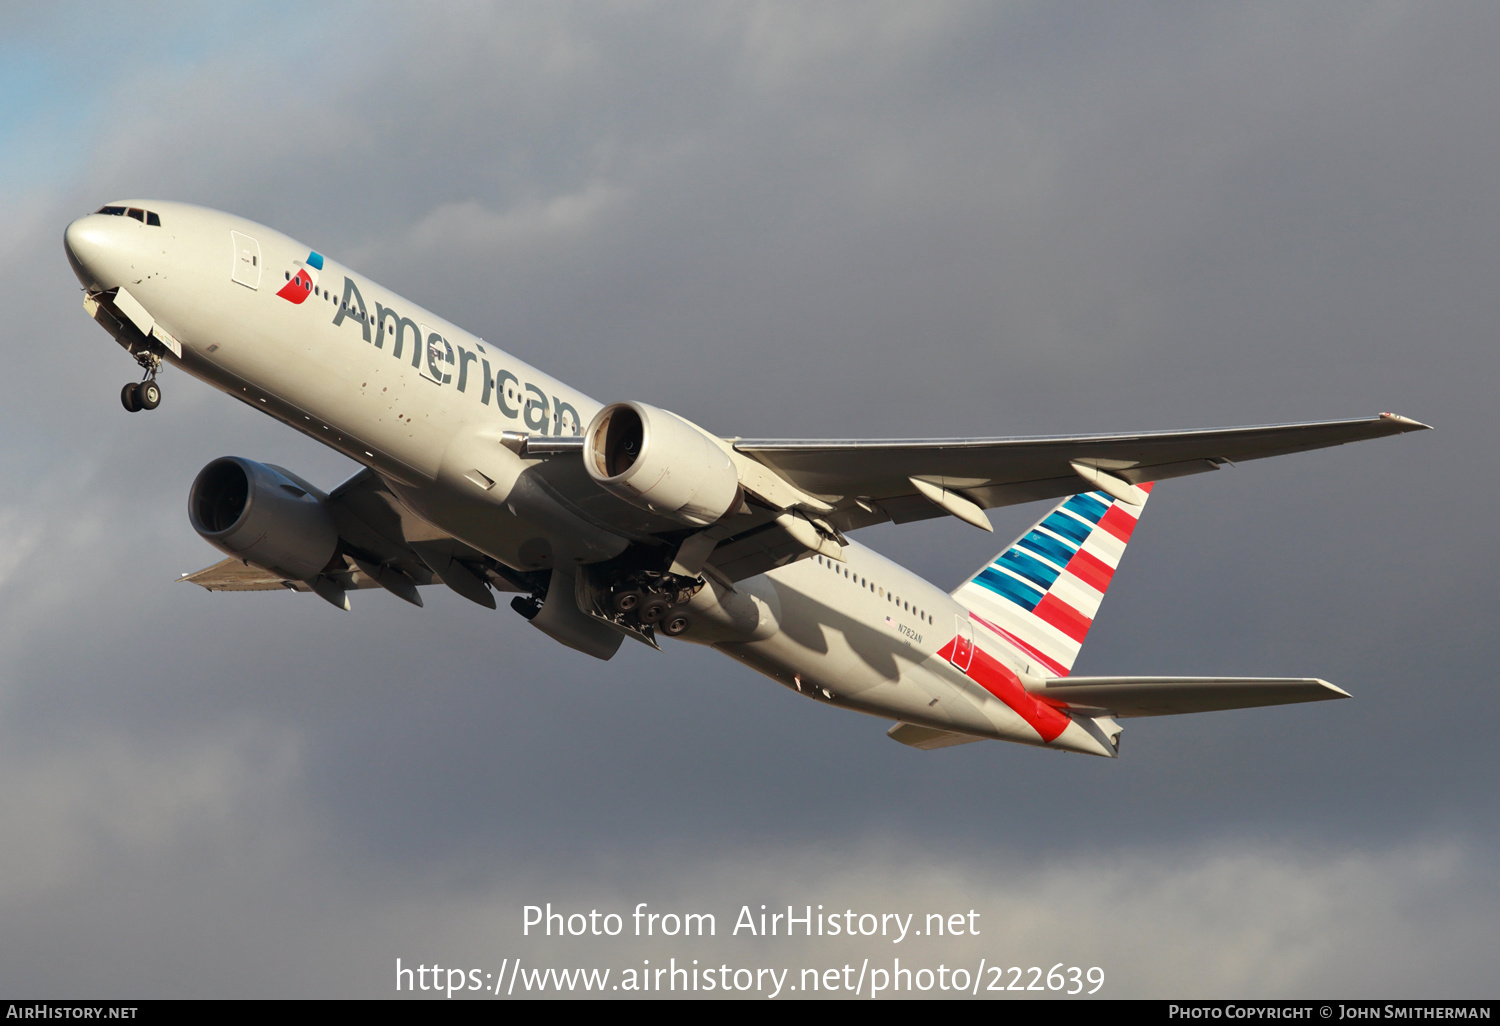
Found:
<box><xmin>1024</xmin><ymin>676</ymin><xmax>1349</xmax><ymax>718</ymax></box>
<box><xmin>887</xmin><ymin>722</ymin><xmax>987</xmax><ymax>750</ymax></box>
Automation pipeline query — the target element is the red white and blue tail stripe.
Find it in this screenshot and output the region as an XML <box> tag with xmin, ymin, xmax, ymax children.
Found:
<box><xmin>951</xmin><ymin>484</ymin><xmax>1153</xmax><ymax>677</ymax></box>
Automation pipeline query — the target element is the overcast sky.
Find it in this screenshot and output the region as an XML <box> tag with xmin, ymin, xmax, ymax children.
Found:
<box><xmin>1</xmin><ymin>1</ymin><xmax>1495</xmax><ymax>998</ymax></box>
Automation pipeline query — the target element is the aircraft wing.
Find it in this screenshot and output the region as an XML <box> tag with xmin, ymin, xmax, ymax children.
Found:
<box><xmin>519</xmin><ymin>412</ymin><xmax>1428</xmax><ymax>581</ymax></box>
<box><xmin>733</xmin><ymin>413</ymin><xmax>1430</xmax><ymax>530</ymax></box>
<box><xmin>182</xmin><ymin>414</ymin><xmax>1430</xmax><ymax>595</ymax></box>
<box><xmin>179</xmin><ymin>468</ymin><xmax>529</xmax><ymax>604</ymax></box>
<box><xmin>181</xmin><ymin>557</ymin><xmax>316</xmax><ymax>592</ymax></box>
<box><xmin>1025</xmin><ymin>676</ymin><xmax>1350</xmax><ymax>718</ymax></box>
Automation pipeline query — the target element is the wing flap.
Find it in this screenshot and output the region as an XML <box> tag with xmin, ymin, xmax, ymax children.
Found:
<box><xmin>1025</xmin><ymin>676</ymin><xmax>1350</xmax><ymax>718</ymax></box>
<box><xmin>178</xmin><ymin>556</ymin><xmax>395</xmax><ymax>593</ymax></box>
<box><xmin>179</xmin><ymin>558</ymin><xmax>295</xmax><ymax>592</ymax></box>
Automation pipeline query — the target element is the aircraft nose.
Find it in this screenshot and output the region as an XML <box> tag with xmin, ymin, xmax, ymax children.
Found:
<box><xmin>63</xmin><ymin>215</ymin><xmax>114</xmax><ymax>290</ymax></box>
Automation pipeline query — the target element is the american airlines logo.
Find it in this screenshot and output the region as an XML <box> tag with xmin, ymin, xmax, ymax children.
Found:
<box><xmin>276</xmin><ymin>250</ymin><xmax>324</xmax><ymax>304</ymax></box>
<box><xmin>324</xmin><ymin>272</ymin><xmax>583</xmax><ymax>437</ymax></box>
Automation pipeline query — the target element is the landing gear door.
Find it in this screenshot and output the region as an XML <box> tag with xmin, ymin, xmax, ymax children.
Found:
<box><xmin>949</xmin><ymin>615</ymin><xmax>974</xmax><ymax>673</ymax></box>
<box><xmin>230</xmin><ymin>231</ymin><xmax>261</xmax><ymax>290</ymax></box>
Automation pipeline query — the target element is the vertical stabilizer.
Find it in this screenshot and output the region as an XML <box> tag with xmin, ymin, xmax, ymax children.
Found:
<box><xmin>951</xmin><ymin>484</ymin><xmax>1153</xmax><ymax>676</ymax></box>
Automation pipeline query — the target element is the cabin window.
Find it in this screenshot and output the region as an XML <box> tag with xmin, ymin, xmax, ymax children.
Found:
<box><xmin>127</xmin><ymin>208</ymin><xmax>145</xmax><ymax>222</ymax></box>
<box><xmin>96</xmin><ymin>206</ymin><xmax>127</xmax><ymax>216</ymax></box>
<box><xmin>146</xmin><ymin>211</ymin><xmax>161</xmax><ymax>226</ymax></box>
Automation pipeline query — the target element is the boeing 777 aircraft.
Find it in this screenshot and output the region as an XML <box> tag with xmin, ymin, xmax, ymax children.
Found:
<box><xmin>63</xmin><ymin>200</ymin><xmax>1428</xmax><ymax>757</ymax></box>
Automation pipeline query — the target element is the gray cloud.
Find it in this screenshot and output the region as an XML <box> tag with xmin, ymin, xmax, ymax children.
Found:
<box><xmin>1</xmin><ymin>0</ymin><xmax>1495</xmax><ymax>995</ymax></box>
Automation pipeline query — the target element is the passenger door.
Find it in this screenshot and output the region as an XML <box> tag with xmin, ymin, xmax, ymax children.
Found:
<box><xmin>230</xmin><ymin>231</ymin><xmax>261</xmax><ymax>290</ymax></box>
<box><xmin>949</xmin><ymin>615</ymin><xmax>974</xmax><ymax>672</ymax></box>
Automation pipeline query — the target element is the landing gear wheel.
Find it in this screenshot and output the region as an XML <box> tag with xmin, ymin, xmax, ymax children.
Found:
<box><xmin>613</xmin><ymin>589</ymin><xmax>643</xmax><ymax>614</ymax></box>
<box><xmin>137</xmin><ymin>380</ymin><xmax>161</xmax><ymax>410</ymax></box>
<box><xmin>662</xmin><ymin>612</ymin><xmax>690</xmax><ymax>637</ymax></box>
<box><xmin>121</xmin><ymin>382</ymin><xmax>142</xmax><ymax>412</ymax></box>
<box><xmin>640</xmin><ymin>595</ymin><xmax>671</xmax><ymax>624</ymax></box>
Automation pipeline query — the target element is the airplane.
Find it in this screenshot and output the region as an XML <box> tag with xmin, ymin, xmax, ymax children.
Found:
<box><xmin>62</xmin><ymin>200</ymin><xmax>1429</xmax><ymax>758</ymax></box>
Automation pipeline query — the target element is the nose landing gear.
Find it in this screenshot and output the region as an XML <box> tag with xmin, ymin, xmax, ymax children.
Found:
<box><xmin>121</xmin><ymin>352</ymin><xmax>162</xmax><ymax>413</ymax></box>
<box><xmin>121</xmin><ymin>379</ymin><xmax>161</xmax><ymax>412</ymax></box>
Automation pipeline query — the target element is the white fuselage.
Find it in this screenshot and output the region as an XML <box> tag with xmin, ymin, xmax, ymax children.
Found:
<box><xmin>64</xmin><ymin>200</ymin><xmax>1111</xmax><ymax>756</ymax></box>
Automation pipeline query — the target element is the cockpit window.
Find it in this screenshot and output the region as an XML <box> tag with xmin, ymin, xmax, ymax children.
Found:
<box><xmin>94</xmin><ymin>205</ymin><xmax>162</xmax><ymax>225</ymax></box>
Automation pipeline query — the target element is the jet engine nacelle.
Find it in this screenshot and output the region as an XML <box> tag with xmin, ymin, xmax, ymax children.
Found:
<box><xmin>584</xmin><ymin>401</ymin><xmax>741</xmax><ymax>526</ymax></box>
<box><xmin>188</xmin><ymin>457</ymin><xmax>338</xmax><ymax>580</ymax></box>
